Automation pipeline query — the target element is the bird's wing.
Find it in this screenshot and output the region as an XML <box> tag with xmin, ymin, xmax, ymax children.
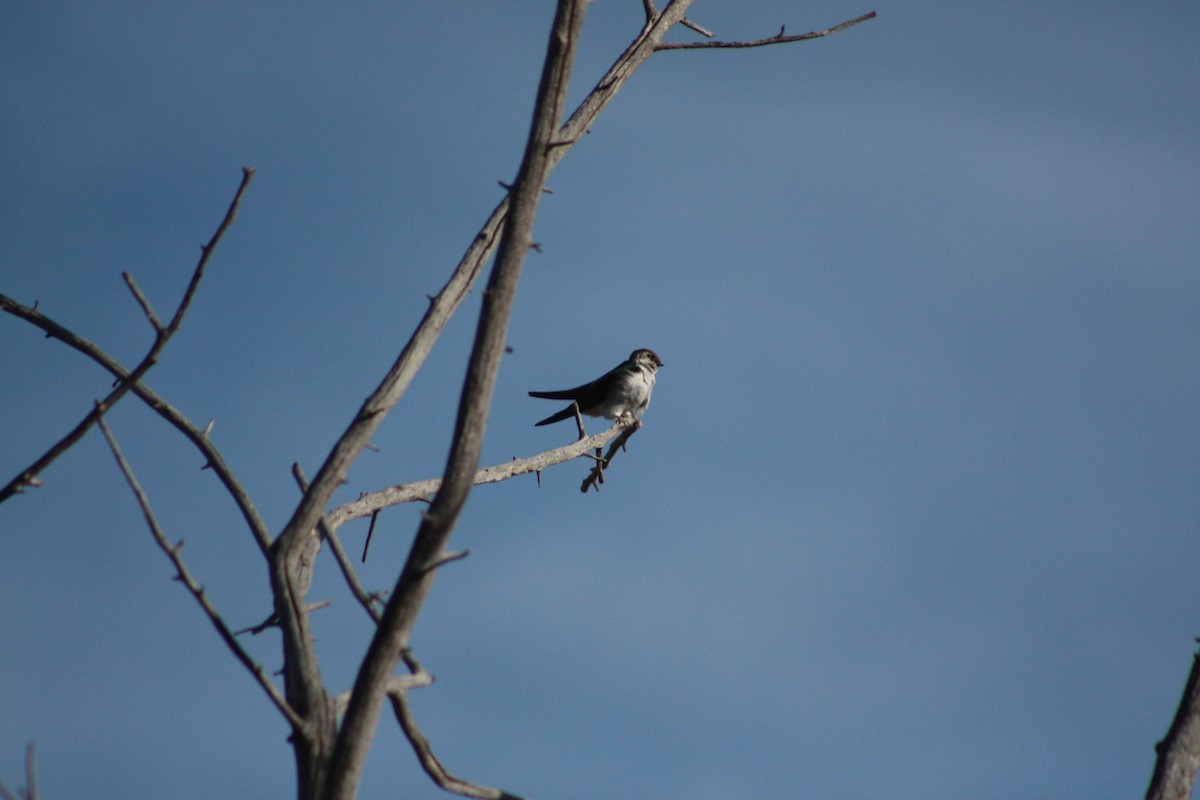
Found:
<box><xmin>527</xmin><ymin>360</ymin><xmax>624</xmax><ymax>402</ymax></box>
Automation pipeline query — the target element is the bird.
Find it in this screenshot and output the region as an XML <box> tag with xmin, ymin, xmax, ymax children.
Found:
<box><xmin>529</xmin><ymin>348</ymin><xmax>664</xmax><ymax>427</ymax></box>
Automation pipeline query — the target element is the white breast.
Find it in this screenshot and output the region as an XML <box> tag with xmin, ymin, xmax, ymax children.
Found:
<box><xmin>599</xmin><ymin>364</ymin><xmax>655</xmax><ymax>420</ymax></box>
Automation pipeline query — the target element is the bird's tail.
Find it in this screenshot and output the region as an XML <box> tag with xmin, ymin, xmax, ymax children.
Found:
<box><xmin>528</xmin><ymin>389</ymin><xmax>580</xmax><ymax>400</ymax></box>
<box><xmin>534</xmin><ymin>405</ymin><xmax>578</xmax><ymax>426</ymax></box>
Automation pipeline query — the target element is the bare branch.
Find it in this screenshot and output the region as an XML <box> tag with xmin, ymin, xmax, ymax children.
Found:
<box><xmin>96</xmin><ymin>415</ymin><xmax>305</xmax><ymax>731</ymax></box>
<box><xmin>0</xmin><ymin>295</ymin><xmax>273</xmax><ymax>555</ymax></box>
<box><xmin>0</xmin><ymin>167</ymin><xmax>255</xmax><ymax>504</ymax></box>
<box><xmin>655</xmin><ymin>11</ymin><xmax>876</xmax><ymax>51</ymax></box>
<box><xmin>327</xmin><ymin>423</ymin><xmax>626</xmax><ymax>529</ymax></box>
<box><xmin>1146</xmin><ymin>646</ymin><xmax>1200</xmax><ymax>800</ymax></box>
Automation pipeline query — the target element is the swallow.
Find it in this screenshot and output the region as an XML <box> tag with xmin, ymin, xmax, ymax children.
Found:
<box><xmin>529</xmin><ymin>348</ymin><xmax>663</xmax><ymax>427</ymax></box>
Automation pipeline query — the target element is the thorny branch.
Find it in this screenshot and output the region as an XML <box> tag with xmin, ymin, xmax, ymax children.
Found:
<box><xmin>327</xmin><ymin>423</ymin><xmax>626</xmax><ymax>530</ymax></box>
<box><xmin>96</xmin><ymin>415</ymin><xmax>305</xmax><ymax>731</ymax></box>
<box><xmin>0</xmin><ymin>167</ymin><xmax>254</xmax><ymax>504</ymax></box>
<box><xmin>655</xmin><ymin>11</ymin><xmax>876</xmax><ymax>51</ymax></box>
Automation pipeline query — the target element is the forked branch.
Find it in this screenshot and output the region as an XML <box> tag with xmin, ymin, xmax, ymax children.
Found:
<box><xmin>0</xmin><ymin>167</ymin><xmax>254</xmax><ymax>504</ymax></box>
<box><xmin>0</xmin><ymin>294</ymin><xmax>273</xmax><ymax>555</ymax></box>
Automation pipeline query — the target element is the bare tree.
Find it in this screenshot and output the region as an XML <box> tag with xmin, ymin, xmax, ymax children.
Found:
<box><xmin>1</xmin><ymin>3</ymin><xmax>875</xmax><ymax>799</ymax></box>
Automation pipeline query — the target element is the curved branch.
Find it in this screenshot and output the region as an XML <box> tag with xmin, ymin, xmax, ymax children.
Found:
<box><xmin>0</xmin><ymin>167</ymin><xmax>254</xmax><ymax>504</ymax></box>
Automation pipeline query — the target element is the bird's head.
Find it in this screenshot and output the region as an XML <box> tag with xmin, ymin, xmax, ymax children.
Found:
<box><xmin>630</xmin><ymin>348</ymin><xmax>664</xmax><ymax>371</ymax></box>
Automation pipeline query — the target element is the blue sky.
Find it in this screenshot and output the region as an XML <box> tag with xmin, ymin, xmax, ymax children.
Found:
<box><xmin>2</xmin><ymin>2</ymin><xmax>1198</xmax><ymax>798</ymax></box>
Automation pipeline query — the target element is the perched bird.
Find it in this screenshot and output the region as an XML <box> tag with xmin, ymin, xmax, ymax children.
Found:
<box><xmin>529</xmin><ymin>348</ymin><xmax>664</xmax><ymax>427</ymax></box>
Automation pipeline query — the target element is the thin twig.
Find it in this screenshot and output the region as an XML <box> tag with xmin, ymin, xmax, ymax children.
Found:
<box><xmin>656</xmin><ymin>11</ymin><xmax>876</xmax><ymax>50</ymax></box>
<box><xmin>418</xmin><ymin>549</ymin><xmax>470</xmax><ymax>576</ymax></box>
<box><xmin>362</xmin><ymin>509</ymin><xmax>380</xmax><ymax>563</ymax></box>
<box><xmin>0</xmin><ymin>167</ymin><xmax>255</xmax><ymax>504</ymax></box>
<box><xmin>122</xmin><ymin>271</ymin><xmax>163</xmax><ymax>332</ymax></box>
<box><xmin>96</xmin><ymin>415</ymin><xmax>305</xmax><ymax>731</ymax></box>
<box><xmin>572</xmin><ymin>402</ymin><xmax>587</xmax><ymax>440</ymax></box>
<box><xmin>680</xmin><ymin>18</ymin><xmax>714</xmax><ymax>38</ymax></box>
